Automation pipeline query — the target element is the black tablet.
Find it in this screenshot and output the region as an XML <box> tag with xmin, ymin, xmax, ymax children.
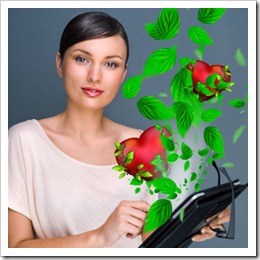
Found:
<box><xmin>139</xmin><ymin>179</ymin><xmax>248</xmax><ymax>248</ymax></box>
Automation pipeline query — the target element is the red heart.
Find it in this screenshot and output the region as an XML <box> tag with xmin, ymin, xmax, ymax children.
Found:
<box><xmin>115</xmin><ymin>126</ymin><xmax>171</xmax><ymax>180</ymax></box>
<box><xmin>186</xmin><ymin>60</ymin><xmax>231</xmax><ymax>101</ymax></box>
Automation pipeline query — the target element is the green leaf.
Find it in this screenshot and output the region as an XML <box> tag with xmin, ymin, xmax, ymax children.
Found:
<box><xmin>139</xmin><ymin>170</ymin><xmax>153</xmax><ymax>178</ymax></box>
<box><xmin>172</xmin><ymin>101</ymin><xmax>194</xmax><ymax>138</ymax></box>
<box><xmin>201</xmin><ymin>108</ymin><xmax>223</xmax><ymax>122</ymax></box>
<box><xmin>124</xmin><ymin>151</ymin><xmax>134</xmax><ymax>165</ymax></box>
<box><xmin>167</xmin><ymin>193</ymin><xmax>178</xmax><ymax>200</ymax></box>
<box><xmin>159</xmin><ymin>92</ymin><xmax>168</xmax><ymax>98</ymax></box>
<box><xmin>194</xmin><ymin>45</ymin><xmax>205</xmax><ymax>60</ymax></box>
<box><xmin>188</xmin><ymin>26</ymin><xmax>214</xmax><ymax>45</ymax></box>
<box><xmin>170</xmin><ymin>68</ymin><xmax>193</xmax><ymax>102</ymax></box>
<box><xmin>115</xmin><ymin>142</ymin><xmax>122</xmax><ymax>150</ymax></box>
<box><xmin>203</xmin><ymin>126</ymin><xmax>224</xmax><ymax>156</ymax></box>
<box><xmin>207</xmin><ymin>157</ymin><xmax>213</xmax><ymax>165</ymax></box>
<box><xmin>137</xmin><ymin>164</ymin><xmax>144</xmax><ymax>170</ymax></box>
<box><xmin>179</xmin><ymin>207</ymin><xmax>185</xmax><ymax>222</ymax></box>
<box><xmin>112</xmin><ymin>165</ymin><xmax>126</xmax><ymax>172</ymax></box>
<box><xmin>235</xmin><ymin>48</ymin><xmax>247</xmax><ymax>67</ymax></box>
<box><xmin>195</xmin><ymin>183</ymin><xmax>201</xmax><ymax>192</ymax></box>
<box><xmin>114</xmin><ymin>150</ymin><xmax>122</xmax><ymax>157</ymax></box>
<box><xmin>184</xmin><ymin>160</ymin><xmax>190</xmax><ymax>171</ymax></box>
<box><xmin>160</xmin><ymin>135</ymin><xmax>175</xmax><ymax>151</ymax></box>
<box><xmin>222</xmin><ymin>162</ymin><xmax>235</xmax><ymax>168</ymax></box>
<box><xmin>212</xmin><ymin>153</ymin><xmax>222</xmax><ymax>160</ymax></box>
<box><xmin>228</xmin><ymin>99</ymin><xmax>245</xmax><ymax>109</ymax></box>
<box><xmin>122</xmin><ymin>75</ymin><xmax>142</xmax><ymax>98</ymax></box>
<box><xmin>144</xmin><ymin>199</ymin><xmax>172</xmax><ymax>232</ymax></box>
<box><xmin>148</xmin><ymin>189</ymin><xmax>153</xmax><ymax>195</ymax></box>
<box><xmin>135</xmin><ymin>187</ymin><xmax>141</xmax><ymax>194</ymax></box>
<box><xmin>170</xmin><ymin>69</ymin><xmax>204</xmax><ymax>127</ymax></box>
<box><xmin>206</xmin><ymin>74</ymin><xmax>218</xmax><ymax>88</ymax></box>
<box><xmin>150</xmin><ymin>155</ymin><xmax>167</xmax><ymax>174</ymax></box>
<box><xmin>209</xmin><ymin>93</ymin><xmax>224</xmax><ymax>104</ymax></box>
<box><xmin>150</xmin><ymin>177</ymin><xmax>180</xmax><ymax>195</ymax></box>
<box><xmin>118</xmin><ymin>172</ymin><xmax>126</xmax><ymax>179</ymax></box>
<box><xmin>167</xmin><ymin>153</ymin><xmax>179</xmax><ymax>163</ymax></box>
<box><xmin>190</xmin><ymin>172</ymin><xmax>197</xmax><ymax>182</ymax></box>
<box><xmin>198</xmin><ymin>147</ymin><xmax>210</xmax><ymax>157</ymax></box>
<box><xmin>180</xmin><ymin>142</ymin><xmax>193</xmax><ymax>160</ymax></box>
<box><xmin>198</xmin><ymin>8</ymin><xmax>226</xmax><ymax>24</ymax></box>
<box><xmin>150</xmin><ymin>154</ymin><xmax>163</xmax><ymax>166</ymax></box>
<box><xmin>145</xmin><ymin>8</ymin><xmax>180</xmax><ymax>40</ymax></box>
<box><xmin>156</xmin><ymin>124</ymin><xmax>163</xmax><ymax>131</ymax></box>
<box><xmin>137</xmin><ymin>96</ymin><xmax>175</xmax><ymax>120</ymax></box>
<box><xmin>216</xmin><ymin>81</ymin><xmax>234</xmax><ymax>91</ymax></box>
<box><xmin>143</xmin><ymin>46</ymin><xmax>177</xmax><ymax>77</ymax></box>
<box><xmin>196</xmin><ymin>82</ymin><xmax>214</xmax><ymax>96</ymax></box>
<box><xmin>233</xmin><ymin>125</ymin><xmax>246</xmax><ymax>144</ymax></box>
<box><xmin>136</xmin><ymin>174</ymin><xmax>141</xmax><ymax>181</ymax></box>
<box><xmin>130</xmin><ymin>177</ymin><xmax>143</xmax><ymax>186</ymax></box>
<box><xmin>179</xmin><ymin>57</ymin><xmax>193</xmax><ymax>67</ymax></box>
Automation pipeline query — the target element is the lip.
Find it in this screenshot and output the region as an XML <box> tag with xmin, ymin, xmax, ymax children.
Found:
<box><xmin>81</xmin><ymin>87</ymin><xmax>104</xmax><ymax>97</ymax></box>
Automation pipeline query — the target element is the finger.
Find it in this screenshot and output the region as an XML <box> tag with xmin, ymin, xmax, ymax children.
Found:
<box><xmin>192</xmin><ymin>223</ymin><xmax>226</xmax><ymax>242</ymax></box>
<box><xmin>192</xmin><ymin>232</ymin><xmax>216</xmax><ymax>242</ymax></box>
<box><xmin>218</xmin><ymin>207</ymin><xmax>231</xmax><ymax>218</ymax></box>
<box><xmin>128</xmin><ymin>207</ymin><xmax>147</xmax><ymax>222</ymax></box>
<box><xmin>126</xmin><ymin>215</ymin><xmax>145</xmax><ymax>230</ymax></box>
<box><xmin>129</xmin><ymin>200</ymin><xmax>150</xmax><ymax>212</ymax></box>
<box><xmin>124</xmin><ymin>222</ymin><xmax>142</xmax><ymax>239</ymax></box>
<box><xmin>210</xmin><ymin>215</ymin><xmax>230</xmax><ymax>227</ymax></box>
<box><xmin>206</xmin><ymin>207</ymin><xmax>231</xmax><ymax>223</ymax></box>
<box><xmin>201</xmin><ymin>225</ymin><xmax>217</xmax><ymax>235</ymax></box>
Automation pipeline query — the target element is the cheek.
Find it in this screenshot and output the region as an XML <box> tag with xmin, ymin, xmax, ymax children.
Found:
<box><xmin>63</xmin><ymin>65</ymin><xmax>85</xmax><ymax>82</ymax></box>
<box><xmin>106</xmin><ymin>72</ymin><xmax>125</xmax><ymax>93</ymax></box>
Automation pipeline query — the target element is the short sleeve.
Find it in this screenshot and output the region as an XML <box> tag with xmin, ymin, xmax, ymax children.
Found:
<box><xmin>8</xmin><ymin>125</ymin><xmax>31</xmax><ymax>219</ymax></box>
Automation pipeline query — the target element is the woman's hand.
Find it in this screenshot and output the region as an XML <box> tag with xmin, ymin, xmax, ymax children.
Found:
<box><xmin>192</xmin><ymin>207</ymin><xmax>231</xmax><ymax>242</ymax></box>
<box><xmin>96</xmin><ymin>200</ymin><xmax>150</xmax><ymax>247</ymax></box>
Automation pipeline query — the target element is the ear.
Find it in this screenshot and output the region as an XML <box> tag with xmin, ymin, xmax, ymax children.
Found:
<box><xmin>121</xmin><ymin>64</ymin><xmax>128</xmax><ymax>83</ymax></box>
<box><xmin>56</xmin><ymin>52</ymin><xmax>63</xmax><ymax>78</ymax></box>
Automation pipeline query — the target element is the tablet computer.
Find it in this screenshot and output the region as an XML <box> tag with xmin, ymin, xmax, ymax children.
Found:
<box><xmin>139</xmin><ymin>179</ymin><xmax>248</xmax><ymax>248</ymax></box>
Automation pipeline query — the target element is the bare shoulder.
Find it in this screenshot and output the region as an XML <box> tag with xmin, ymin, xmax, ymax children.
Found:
<box><xmin>109</xmin><ymin>121</ymin><xmax>143</xmax><ymax>142</ymax></box>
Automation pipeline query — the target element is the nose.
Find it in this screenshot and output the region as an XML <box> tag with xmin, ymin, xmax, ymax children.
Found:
<box><xmin>87</xmin><ymin>64</ymin><xmax>101</xmax><ymax>84</ymax></box>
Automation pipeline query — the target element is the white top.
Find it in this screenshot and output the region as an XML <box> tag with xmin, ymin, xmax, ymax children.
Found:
<box><xmin>8</xmin><ymin>119</ymin><xmax>157</xmax><ymax>248</ymax></box>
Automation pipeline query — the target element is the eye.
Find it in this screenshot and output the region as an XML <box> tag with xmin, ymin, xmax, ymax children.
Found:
<box><xmin>75</xmin><ymin>56</ymin><xmax>89</xmax><ymax>64</ymax></box>
<box><xmin>106</xmin><ymin>62</ymin><xmax>118</xmax><ymax>69</ymax></box>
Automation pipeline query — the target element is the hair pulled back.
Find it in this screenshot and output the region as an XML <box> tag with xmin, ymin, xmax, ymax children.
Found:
<box><xmin>59</xmin><ymin>12</ymin><xmax>129</xmax><ymax>63</ymax></box>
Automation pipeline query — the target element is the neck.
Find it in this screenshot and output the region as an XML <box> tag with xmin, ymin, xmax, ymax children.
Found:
<box><xmin>58</xmin><ymin>106</ymin><xmax>108</xmax><ymax>139</ymax></box>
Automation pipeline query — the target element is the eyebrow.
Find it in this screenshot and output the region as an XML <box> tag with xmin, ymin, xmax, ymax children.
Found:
<box><xmin>73</xmin><ymin>49</ymin><xmax>124</xmax><ymax>61</ymax></box>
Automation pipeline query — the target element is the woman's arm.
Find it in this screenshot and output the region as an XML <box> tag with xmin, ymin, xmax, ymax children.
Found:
<box><xmin>8</xmin><ymin>208</ymin><xmax>101</xmax><ymax>248</ymax></box>
<box><xmin>9</xmin><ymin>200</ymin><xmax>150</xmax><ymax>248</ymax></box>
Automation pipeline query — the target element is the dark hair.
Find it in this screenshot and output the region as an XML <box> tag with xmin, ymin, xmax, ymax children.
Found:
<box><xmin>59</xmin><ymin>12</ymin><xmax>129</xmax><ymax>64</ymax></box>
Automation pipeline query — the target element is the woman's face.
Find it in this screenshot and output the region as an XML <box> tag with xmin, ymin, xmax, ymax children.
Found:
<box><xmin>56</xmin><ymin>35</ymin><xmax>127</xmax><ymax>111</ymax></box>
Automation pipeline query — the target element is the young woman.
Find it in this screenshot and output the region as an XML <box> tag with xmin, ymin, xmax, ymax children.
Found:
<box><xmin>8</xmin><ymin>11</ymin><xmax>230</xmax><ymax>248</ymax></box>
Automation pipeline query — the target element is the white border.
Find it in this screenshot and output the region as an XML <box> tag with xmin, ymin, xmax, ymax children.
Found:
<box><xmin>0</xmin><ymin>0</ymin><xmax>257</xmax><ymax>9</ymax></box>
<box><xmin>1</xmin><ymin>0</ymin><xmax>257</xmax><ymax>257</ymax></box>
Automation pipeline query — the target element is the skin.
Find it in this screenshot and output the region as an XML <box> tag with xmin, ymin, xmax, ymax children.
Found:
<box><xmin>8</xmin><ymin>35</ymin><xmax>230</xmax><ymax>248</ymax></box>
